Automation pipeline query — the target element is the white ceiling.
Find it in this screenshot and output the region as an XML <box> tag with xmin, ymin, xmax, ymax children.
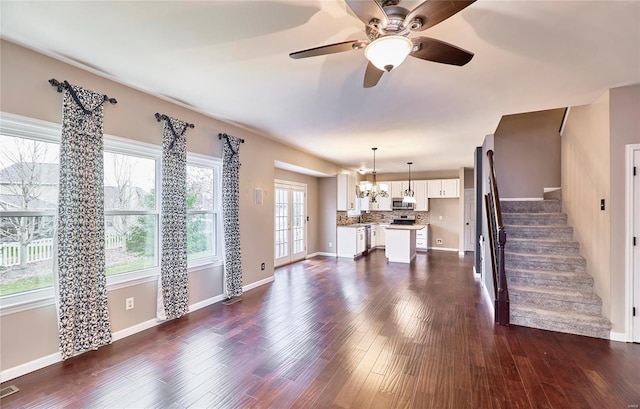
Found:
<box><xmin>1</xmin><ymin>1</ymin><xmax>639</xmax><ymax>174</ymax></box>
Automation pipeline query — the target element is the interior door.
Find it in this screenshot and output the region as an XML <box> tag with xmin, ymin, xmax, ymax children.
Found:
<box><xmin>275</xmin><ymin>182</ymin><xmax>306</xmax><ymax>267</ymax></box>
<box><xmin>464</xmin><ymin>188</ymin><xmax>475</xmax><ymax>252</ymax></box>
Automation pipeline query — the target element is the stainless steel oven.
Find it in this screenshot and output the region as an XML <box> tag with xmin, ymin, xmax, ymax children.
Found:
<box><xmin>392</xmin><ymin>197</ymin><xmax>415</xmax><ymax>210</ymax></box>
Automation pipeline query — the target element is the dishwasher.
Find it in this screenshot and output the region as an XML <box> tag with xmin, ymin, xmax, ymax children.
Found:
<box><xmin>364</xmin><ymin>225</ymin><xmax>372</xmax><ymax>255</ymax></box>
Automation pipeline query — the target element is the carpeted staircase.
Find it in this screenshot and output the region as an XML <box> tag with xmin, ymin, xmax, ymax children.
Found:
<box><xmin>501</xmin><ymin>193</ymin><xmax>611</xmax><ymax>339</ymax></box>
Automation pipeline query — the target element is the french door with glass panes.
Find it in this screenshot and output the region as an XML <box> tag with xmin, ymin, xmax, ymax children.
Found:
<box><xmin>275</xmin><ymin>182</ymin><xmax>306</xmax><ymax>267</ymax></box>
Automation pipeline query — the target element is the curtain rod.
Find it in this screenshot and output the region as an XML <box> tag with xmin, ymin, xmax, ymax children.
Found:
<box><xmin>219</xmin><ymin>133</ymin><xmax>245</xmax><ymax>143</ymax></box>
<box><xmin>48</xmin><ymin>79</ymin><xmax>117</xmax><ymax>104</ymax></box>
<box><xmin>155</xmin><ymin>112</ymin><xmax>195</xmax><ymax>129</ymax></box>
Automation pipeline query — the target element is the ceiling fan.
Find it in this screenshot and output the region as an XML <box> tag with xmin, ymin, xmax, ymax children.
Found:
<box><xmin>289</xmin><ymin>0</ymin><xmax>476</xmax><ymax>88</ymax></box>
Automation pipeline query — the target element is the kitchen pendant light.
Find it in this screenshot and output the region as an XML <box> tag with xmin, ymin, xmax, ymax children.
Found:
<box><xmin>360</xmin><ymin>147</ymin><xmax>389</xmax><ymax>203</ymax></box>
<box><xmin>403</xmin><ymin>162</ymin><xmax>416</xmax><ymax>204</ymax></box>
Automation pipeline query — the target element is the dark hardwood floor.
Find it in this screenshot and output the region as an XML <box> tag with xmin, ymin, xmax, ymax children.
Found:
<box><xmin>2</xmin><ymin>250</ymin><xmax>639</xmax><ymax>408</ymax></box>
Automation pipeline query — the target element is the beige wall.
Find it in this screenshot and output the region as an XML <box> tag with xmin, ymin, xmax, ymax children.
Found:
<box><xmin>318</xmin><ymin>178</ymin><xmax>338</xmax><ymax>254</ymax></box>
<box><xmin>428</xmin><ymin>197</ymin><xmax>460</xmax><ymax>250</ymax></box>
<box><xmin>609</xmin><ymin>84</ymin><xmax>640</xmax><ymax>330</ymax></box>
<box><xmin>464</xmin><ymin>168</ymin><xmax>474</xmax><ymax>188</ymax></box>
<box><xmin>0</xmin><ymin>40</ymin><xmax>347</xmax><ymax>373</ymax></box>
<box><xmin>495</xmin><ymin>108</ymin><xmax>565</xmax><ymax>198</ymax></box>
<box><xmin>562</xmin><ymin>92</ymin><xmax>612</xmax><ymax>324</ymax></box>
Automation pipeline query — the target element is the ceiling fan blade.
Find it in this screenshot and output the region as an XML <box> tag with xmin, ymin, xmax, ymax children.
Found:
<box><xmin>363</xmin><ymin>62</ymin><xmax>384</xmax><ymax>88</ymax></box>
<box><xmin>289</xmin><ymin>40</ymin><xmax>365</xmax><ymax>59</ymax></box>
<box><xmin>410</xmin><ymin>37</ymin><xmax>473</xmax><ymax>66</ymax></box>
<box><xmin>405</xmin><ymin>0</ymin><xmax>476</xmax><ymax>31</ymax></box>
<box><xmin>345</xmin><ymin>0</ymin><xmax>388</xmax><ymax>27</ymax></box>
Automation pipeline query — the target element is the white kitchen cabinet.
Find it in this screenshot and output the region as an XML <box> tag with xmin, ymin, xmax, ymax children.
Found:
<box><xmin>337</xmin><ymin>174</ymin><xmax>358</xmax><ymax>211</ymax></box>
<box><xmin>416</xmin><ymin>227</ymin><xmax>428</xmax><ymax>250</ymax></box>
<box><xmin>337</xmin><ymin>226</ymin><xmax>366</xmax><ymax>258</ymax></box>
<box><xmin>359</xmin><ymin>197</ymin><xmax>370</xmax><ymax>212</ymax></box>
<box><xmin>371</xmin><ymin>225</ymin><xmax>378</xmax><ymax>248</ymax></box>
<box><xmin>413</xmin><ymin>180</ymin><xmax>428</xmax><ymax>211</ymax></box>
<box><xmin>390</xmin><ymin>181</ymin><xmax>406</xmax><ymax>198</ymax></box>
<box><xmin>372</xmin><ymin>195</ymin><xmax>392</xmax><ymax>211</ymax></box>
<box><xmin>378</xmin><ymin>224</ymin><xmax>389</xmax><ymax>247</ymax></box>
<box><xmin>427</xmin><ymin>179</ymin><xmax>460</xmax><ymax>198</ymax></box>
<box><xmin>356</xmin><ymin>227</ymin><xmax>365</xmax><ymax>254</ymax></box>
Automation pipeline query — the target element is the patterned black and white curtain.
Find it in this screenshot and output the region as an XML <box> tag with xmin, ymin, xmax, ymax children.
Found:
<box><xmin>57</xmin><ymin>82</ymin><xmax>112</xmax><ymax>359</ymax></box>
<box><xmin>157</xmin><ymin>116</ymin><xmax>190</xmax><ymax>320</ymax></box>
<box><xmin>221</xmin><ymin>133</ymin><xmax>243</xmax><ymax>298</ymax></box>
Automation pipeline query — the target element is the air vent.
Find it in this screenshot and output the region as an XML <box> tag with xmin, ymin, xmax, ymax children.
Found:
<box><xmin>0</xmin><ymin>385</ymin><xmax>19</xmax><ymax>399</ymax></box>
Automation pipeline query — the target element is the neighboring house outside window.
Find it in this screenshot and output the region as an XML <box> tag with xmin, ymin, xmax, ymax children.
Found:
<box><xmin>0</xmin><ymin>114</ymin><xmax>222</xmax><ymax>312</ymax></box>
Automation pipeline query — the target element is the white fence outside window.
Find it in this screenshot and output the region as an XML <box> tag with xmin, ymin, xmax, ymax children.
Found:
<box><xmin>0</xmin><ymin>234</ymin><xmax>125</xmax><ymax>267</ymax></box>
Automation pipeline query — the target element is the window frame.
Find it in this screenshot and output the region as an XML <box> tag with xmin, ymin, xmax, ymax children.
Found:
<box><xmin>186</xmin><ymin>152</ymin><xmax>223</xmax><ymax>269</ymax></box>
<box><xmin>0</xmin><ymin>113</ymin><xmax>61</xmax><ymax>313</ymax></box>
<box><xmin>103</xmin><ymin>136</ymin><xmax>162</xmax><ymax>287</ymax></box>
<box><xmin>0</xmin><ymin>112</ymin><xmax>223</xmax><ymax>315</ymax></box>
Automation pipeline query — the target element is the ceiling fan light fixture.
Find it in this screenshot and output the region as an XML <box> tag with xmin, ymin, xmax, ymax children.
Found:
<box><xmin>364</xmin><ymin>35</ymin><xmax>413</xmax><ymax>72</ymax></box>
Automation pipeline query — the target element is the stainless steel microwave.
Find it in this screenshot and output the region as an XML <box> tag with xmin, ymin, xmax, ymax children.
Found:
<box><xmin>391</xmin><ymin>198</ymin><xmax>415</xmax><ymax>210</ymax></box>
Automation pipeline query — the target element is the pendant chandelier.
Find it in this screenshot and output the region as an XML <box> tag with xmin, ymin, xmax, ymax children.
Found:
<box><xmin>403</xmin><ymin>161</ymin><xmax>416</xmax><ymax>203</ymax></box>
<box><xmin>361</xmin><ymin>147</ymin><xmax>389</xmax><ymax>203</ymax></box>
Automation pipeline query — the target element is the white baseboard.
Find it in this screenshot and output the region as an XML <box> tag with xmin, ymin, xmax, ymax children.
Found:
<box><xmin>243</xmin><ymin>276</ymin><xmax>274</xmax><ymax>292</ymax></box>
<box><xmin>428</xmin><ymin>247</ymin><xmax>459</xmax><ymax>252</ymax></box>
<box><xmin>609</xmin><ymin>331</ymin><xmax>630</xmax><ymax>343</ymax></box>
<box><xmin>112</xmin><ymin>318</ymin><xmax>160</xmax><ymax>342</ymax></box>
<box><xmin>306</xmin><ymin>252</ymin><xmax>337</xmax><ymax>258</ymax></box>
<box><xmin>543</xmin><ymin>187</ymin><xmax>561</xmax><ymax>193</ymax></box>
<box><xmin>190</xmin><ymin>294</ymin><xmax>226</xmax><ymax>312</ymax></box>
<box><xmin>0</xmin><ymin>351</ymin><xmax>62</xmax><ymax>383</ymax></box>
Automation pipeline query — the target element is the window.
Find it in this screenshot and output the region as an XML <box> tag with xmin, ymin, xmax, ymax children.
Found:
<box><xmin>186</xmin><ymin>154</ymin><xmax>221</xmax><ymax>267</ymax></box>
<box><xmin>0</xmin><ymin>118</ymin><xmax>60</xmax><ymax>301</ymax></box>
<box><xmin>103</xmin><ymin>150</ymin><xmax>159</xmax><ymax>277</ymax></box>
<box><xmin>0</xmin><ymin>113</ymin><xmax>222</xmax><ymax>311</ymax></box>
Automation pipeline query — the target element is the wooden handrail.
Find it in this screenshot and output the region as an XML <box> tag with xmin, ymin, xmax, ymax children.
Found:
<box><xmin>487</xmin><ymin>150</ymin><xmax>503</xmax><ymax>227</ymax></box>
<box><xmin>486</xmin><ymin>150</ymin><xmax>509</xmax><ymax>326</ymax></box>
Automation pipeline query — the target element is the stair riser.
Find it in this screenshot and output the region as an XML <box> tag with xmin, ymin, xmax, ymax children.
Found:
<box><xmin>507</xmin><ymin>274</ymin><xmax>594</xmax><ymax>292</ymax></box>
<box><xmin>506</xmin><ymin>241</ymin><xmax>580</xmax><ymax>255</ymax></box>
<box><xmin>506</xmin><ymin>227</ymin><xmax>573</xmax><ymax>240</ymax></box>
<box><xmin>503</xmin><ymin>214</ymin><xmax>568</xmax><ymax>226</ymax></box>
<box><xmin>510</xmin><ymin>292</ymin><xmax>602</xmax><ymax>315</ymax></box>
<box><xmin>500</xmin><ymin>201</ymin><xmax>561</xmax><ymax>213</ymax></box>
<box><xmin>510</xmin><ymin>314</ymin><xmax>610</xmax><ymax>339</ymax></box>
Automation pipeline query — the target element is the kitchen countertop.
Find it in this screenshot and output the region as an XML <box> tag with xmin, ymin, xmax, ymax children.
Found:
<box><xmin>386</xmin><ymin>224</ymin><xmax>426</xmax><ymax>230</ymax></box>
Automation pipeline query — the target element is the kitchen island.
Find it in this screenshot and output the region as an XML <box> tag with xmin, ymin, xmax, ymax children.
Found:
<box><xmin>385</xmin><ymin>224</ymin><xmax>426</xmax><ymax>263</ymax></box>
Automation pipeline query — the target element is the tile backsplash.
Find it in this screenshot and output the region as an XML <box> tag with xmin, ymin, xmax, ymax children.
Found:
<box><xmin>337</xmin><ymin>211</ymin><xmax>430</xmax><ymax>225</ymax></box>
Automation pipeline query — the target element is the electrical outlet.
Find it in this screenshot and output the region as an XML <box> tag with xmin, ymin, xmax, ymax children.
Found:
<box><xmin>436</xmin><ymin>239</ymin><xmax>443</xmax><ymax>245</ymax></box>
<box><xmin>329</xmin><ymin>241</ymin><xmax>333</xmax><ymax>248</ymax></box>
<box><xmin>125</xmin><ymin>297</ymin><xmax>134</xmax><ymax>310</ymax></box>
<box><xmin>439</xmin><ymin>215</ymin><xmax>443</xmax><ymax>220</ymax></box>
<box><xmin>261</xmin><ymin>262</ymin><xmax>265</xmax><ymax>270</ymax></box>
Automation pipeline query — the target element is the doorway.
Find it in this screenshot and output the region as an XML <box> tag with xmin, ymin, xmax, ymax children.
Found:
<box><xmin>275</xmin><ymin>181</ymin><xmax>307</xmax><ymax>267</ymax></box>
<box><xmin>464</xmin><ymin>188</ymin><xmax>475</xmax><ymax>252</ymax></box>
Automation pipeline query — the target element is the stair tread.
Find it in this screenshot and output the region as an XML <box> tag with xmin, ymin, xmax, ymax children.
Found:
<box><xmin>506</xmin><ymin>252</ymin><xmax>584</xmax><ymax>261</ymax></box>
<box><xmin>505</xmin><ymin>224</ymin><xmax>571</xmax><ymax>228</ymax></box>
<box><xmin>512</xmin><ymin>305</ymin><xmax>610</xmax><ymax>325</ymax></box>
<box><xmin>503</xmin><ymin>212</ymin><xmax>565</xmax><ymax>216</ymax></box>
<box><xmin>506</xmin><ymin>267</ymin><xmax>592</xmax><ymax>278</ymax></box>
<box><xmin>509</xmin><ymin>238</ymin><xmax>578</xmax><ymax>243</ymax></box>
<box><xmin>510</xmin><ymin>285</ymin><xmax>601</xmax><ymax>300</ymax></box>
